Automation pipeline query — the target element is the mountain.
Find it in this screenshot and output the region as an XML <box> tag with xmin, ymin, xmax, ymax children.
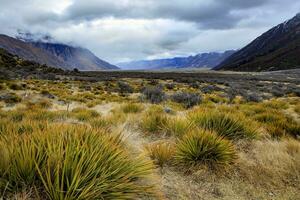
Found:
<box><xmin>30</xmin><ymin>42</ymin><xmax>118</xmax><ymax>70</ymax></box>
<box><xmin>215</xmin><ymin>13</ymin><xmax>300</xmax><ymax>71</ymax></box>
<box><xmin>0</xmin><ymin>34</ymin><xmax>118</xmax><ymax>70</ymax></box>
<box><xmin>0</xmin><ymin>48</ymin><xmax>67</xmax><ymax>79</ymax></box>
<box><xmin>118</xmin><ymin>50</ymin><xmax>235</xmax><ymax>70</ymax></box>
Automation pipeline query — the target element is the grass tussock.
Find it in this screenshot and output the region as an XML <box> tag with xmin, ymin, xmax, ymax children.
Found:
<box><xmin>145</xmin><ymin>141</ymin><xmax>175</xmax><ymax>167</ymax></box>
<box><xmin>0</xmin><ymin>123</ymin><xmax>155</xmax><ymax>199</ymax></box>
<box><xmin>121</xmin><ymin>103</ymin><xmax>144</xmax><ymax>113</ymax></box>
<box><xmin>238</xmin><ymin>139</ymin><xmax>300</xmax><ymax>188</ymax></box>
<box><xmin>189</xmin><ymin>111</ymin><xmax>258</xmax><ymax>140</ymax></box>
<box><xmin>139</xmin><ymin>106</ymin><xmax>168</xmax><ymax>134</ymax></box>
<box><xmin>71</xmin><ymin>107</ymin><xmax>100</xmax><ymax>121</ymax></box>
<box><xmin>175</xmin><ymin>129</ymin><xmax>237</xmax><ymax>167</ymax></box>
<box><xmin>163</xmin><ymin>116</ymin><xmax>195</xmax><ymax>137</ymax></box>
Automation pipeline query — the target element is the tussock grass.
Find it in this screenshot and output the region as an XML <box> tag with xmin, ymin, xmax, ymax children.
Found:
<box><xmin>0</xmin><ymin>123</ymin><xmax>155</xmax><ymax>199</ymax></box>
<box><xmin>294</xmin><ymin>104</ymin><xmax>300</xmax><ymax>114</ymax></box>
<box><xmin>175</xmin><ymin>129</ymin><xmax>237</xmax><ymax>166</ymax></box>
<box><xmin>238</xmin><ymin>139</ymin><xmax>300</xmax><ymax>188</ymax></box>
<box><xmin>145</xmin><ymin>141</ymin><xmax>175</xmax><ymax>167</ymax></box>
<box><xmin>261</xmin><ymin>99</ymin><xmax>288</xmax><ymax>110</ymax></box>
<box><xmin>71</xmin><ymin>107</ymin><xmax>100</xmax><ymax>121</ymax></box>
<box><xmin>139</xmin><ymin>105</ymin><xmax>167</xmax><ymax>134</ymax></box>
<box><xmin>189</xmin><ymin>111</ymin><xmax>258</xmax><ymax>140</ymax></box>
<box><xmin>121</xmin><ymin>103</ymin><xmax>143</xmax><ymax>113</ymax></box>
<box><xmin>163</xmin><ymin>116</ymin><xmax>195</xmax><ymax>137</ymax></box>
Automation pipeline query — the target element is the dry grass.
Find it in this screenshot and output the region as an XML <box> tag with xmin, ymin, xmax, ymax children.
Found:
<box><xmin>145</xmin><ymin>141</ymin><xmax>175</xmax><ymax>168</ymax></box>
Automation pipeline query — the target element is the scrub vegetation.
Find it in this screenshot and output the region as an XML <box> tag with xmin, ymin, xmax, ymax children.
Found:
<box><xmin>0</xmin><ymin>74</ymin><xmax>299</xmax><ymax>199</ymax></box>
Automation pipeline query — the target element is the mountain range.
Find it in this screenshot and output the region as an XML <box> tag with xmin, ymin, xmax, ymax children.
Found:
<box><xmin>0</xmin><ymin>34</ymin><xmax>118</xmax><ymax>70</ymax></box>
<box><xmin>118</xmin><ymin>50</ymin><xmax>235</xmax><ymax>70</ymax></box>
<box><xmin>215</xmin><ymin>13</ymin><xmax>300</xmax><ymax>71</ymax></box>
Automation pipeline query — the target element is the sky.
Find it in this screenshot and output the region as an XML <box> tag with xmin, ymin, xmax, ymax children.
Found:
<box><xmin>0</xmin><ymin>0</ymin><xmax>300</xmax><ymax>64</ymax></box>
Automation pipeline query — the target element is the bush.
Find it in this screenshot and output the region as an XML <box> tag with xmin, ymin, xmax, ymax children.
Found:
<box><xmin>8</xmin><ymin>83</ymin><xmax>23</xmax><ymax>90</ymax></box>
<box><xmin>165</xmin><ymin>83</ymin><xmax>175</xmax><ymax>90</ymax></box>
<box><xmin>117</xmin><ymin>81</ymin><xmax>133</xmax><ymax>94</ymax></box>
<box><xmin>141</xmin><ymin>86</ymin><xmax>165</xmax><ymax>104</ymax></box>
<box><xmin>175</xmin><ymin>129</ymin><xmax>237</xmax><ymax>166</ymax></box>
<box><xmin>240</xmin><ymin>90</ymin><xmax>263</xmax><ymax>102</ymax></box>
<box><xmin>0</xmin><ymin>92</ymin><xmax>21</xmax><ymax>104</ymax></box>
<box><xmin>201</xmin><ymin>85</ymin><xmax>222</xmax><ymax>94</ymax></box>
<box><xmin>0</xmin><ymin>124</ymin><xmax>155</xmax><ymax>199</ymax></box>
<box><xmin>40</xmin><ymin>90</ymin><xmax>55</xmax><ymax>99</ymax></box>
<box><xmin>171</xmin><ymin>92</ymin><xmax>202</xmax><ymax>108</ymax></box>
<box><xmin>121</xmin><ymin>103</ymin><xmax>143</xmax><ymax>113</ymax></box>
<box><xmin>189</xmin><ymin>111</ymin><xmax>258</xmax><ymax>140</ymax></box>
<box><xmin>145</xmin><ymin>141</ymin><xmax>175</xmax><ymax>167</ymax></box>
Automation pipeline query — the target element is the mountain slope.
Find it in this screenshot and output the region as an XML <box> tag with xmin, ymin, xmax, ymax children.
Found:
<box><xmin>215</xmin><ymin>13</ymin><xmax>300</xmax><ymax>71</ymax></box>
<box><xmin>118</xmin><ymin>51</ymin><xmax>235</xmax><ymax>70</ymax></box>
<box><xmin>0</xmin><ymin>34</ymin><xmax>118</xmax><ymax>70</ymax></box>
<box><xmin>31</xmin><ymin>42</ymin><xmax>118</xmax><ymax>70</ymax></box>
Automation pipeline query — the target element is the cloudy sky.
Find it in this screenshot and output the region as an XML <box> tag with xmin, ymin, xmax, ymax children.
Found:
<box><xmin>0</xmin><ymin>0</ymin><xmax>300</xmax><ymax>64</ymax></box>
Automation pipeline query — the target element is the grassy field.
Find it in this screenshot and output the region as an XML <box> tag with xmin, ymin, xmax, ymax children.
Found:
<box><xmin>0</xmin><ymin>72</ymin><xmax>299</xmax><ymax>199</ymax></box>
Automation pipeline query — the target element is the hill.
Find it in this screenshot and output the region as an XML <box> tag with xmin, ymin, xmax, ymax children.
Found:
<box><xmin>118</xmin><ymin>51</ymin><xmax>235</xmax><ymax>70</ymax></box>
<box><xmin>0</xmin><ymin>34</ymin><xmax>118</xmax><ymax>70</ymax></box>
<box><xmin>215</xmin><ymin>13</ymin><xmax>300</xmax><ymax>71</ymax></box>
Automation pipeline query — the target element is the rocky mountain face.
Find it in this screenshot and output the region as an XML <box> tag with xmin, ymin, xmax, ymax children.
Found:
<box><xmin>118</xmin><ymin>50</ymin><xmax>235</xmax><ymax>70</ymax></box>
<box><xmin>0</xmin><ymin>34</ymin><xmax>118</xmax><ymax>70</ymax></box>
<box><xmin>31</xmin><ymin>42</ymin><xmax>118</xmax><ymax>70</ymax></box>
<box><xmin>215</xmin><ymin>13</ymin><xmax>300</xmax><ymax>71</ymax></box>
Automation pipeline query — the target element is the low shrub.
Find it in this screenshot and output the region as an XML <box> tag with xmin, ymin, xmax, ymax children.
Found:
<box><xmin>141</xmin><ymin>86</ymin><xmax>165</xmax><ymax>104</ymax></box>
<box><xmin>117</xmin><ymin>81</ymin><xmax>134</xmax><ymax>94</ymax></box>
<box><xmin>189</xmin><ymin>111</ymin><xmax>258</xmax><ymax>140</ymax></box>
<box><xmin>165</xmin><ymin>83</ymin><xmax>175</xmax><ymax>90</ymax></box>
<box><xmin>0</xmin><ymin>92</ymin><xmax>21</xmax><ymax>104</ymax></box>
<box><xmin>171</xmin><ymin>92</ymin><xmax>202</xmax><ymax>108</ymax></box>
<box><xmin>175</xmin><ymin>129</ymin><xmax>237</xmax><ymax>166</ymax></box>
<box><xmin>8</xmin><ymin>83</ymin><xmax>24</xmax><ymax>90</ymax></box>
<box><xmin>145</xmin><ymin>141</ymin><xmax>175</xmax><ymax>167</ymax></box>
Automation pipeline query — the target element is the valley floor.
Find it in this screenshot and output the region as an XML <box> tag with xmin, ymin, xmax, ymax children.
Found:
<box><xmin>0</xmin><ymin>72</ymin><xmax>299</xmax><ymax>200</ymax></box>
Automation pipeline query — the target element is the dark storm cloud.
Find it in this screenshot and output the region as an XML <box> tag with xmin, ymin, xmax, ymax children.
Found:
<box><xmin>64</xmin><ymin>0</ymin><xmax>271</xmax><ymax>29</ymax></box>
<box><xmin>0</xmin><ymin>0</ymin><xmax>299</xmax><ymax>63</ymax></box>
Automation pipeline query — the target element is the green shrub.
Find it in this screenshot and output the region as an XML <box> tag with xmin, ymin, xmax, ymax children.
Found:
<box><xmin>8</xmin><ymin>83</ymin><xmax>23</xmax><ymax>90</ymax></box>
<box><xmin>189</xmin><ymin>111</ymin><xmax>258</xmax><ymax>140</ymax></box>
<box><xmin>175</xmin><ymin>129</ymin><xmax>237</xmax><ymax>166</ymax></box>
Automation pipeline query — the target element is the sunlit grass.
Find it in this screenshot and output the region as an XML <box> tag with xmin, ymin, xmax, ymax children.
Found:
<box><xmin>175</xmin><ymin>129</ymin><xmax>237</xmax><ymax>166</ymax></box>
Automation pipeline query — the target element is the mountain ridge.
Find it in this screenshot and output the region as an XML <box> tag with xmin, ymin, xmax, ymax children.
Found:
<box><xmin>118</xmin><ymin>50</ymin><xmax>235</xmax><ymax>70</ymax></box>
<box><xmin>215</xmin><ymin>13</ymin><xmax>300</xmax><ymax>71</ymax></box>
<box><xmin>0</xmin><ymin>34</ymin><xmax>118</xmax><ymax>70</ymax></box>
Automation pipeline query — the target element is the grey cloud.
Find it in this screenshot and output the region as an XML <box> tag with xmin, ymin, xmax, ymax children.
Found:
<box><xmin>64</xmin><ymin>0</ymin><xmax>271</xmax><ymax>29</ymax></box>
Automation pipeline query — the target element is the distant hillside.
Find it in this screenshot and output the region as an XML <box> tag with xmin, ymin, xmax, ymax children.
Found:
<box><xmin>0</xmin><ymin>48</ymin><xmax>67</xmax><ymax>79</ymax></box>
<box><xmin>215</xmin><ymin>13</ymin><xmax>300</xmax><ymax>71</ymax></box>
<box><xmin>0</xmin><ymin>34</ymin><xmax>118</xmax><ymax>70</ymax></box>
<box><xmin>118</xmin><ymin>51</ymin><xmax>235</xmax><ymax>70</ymax></box>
